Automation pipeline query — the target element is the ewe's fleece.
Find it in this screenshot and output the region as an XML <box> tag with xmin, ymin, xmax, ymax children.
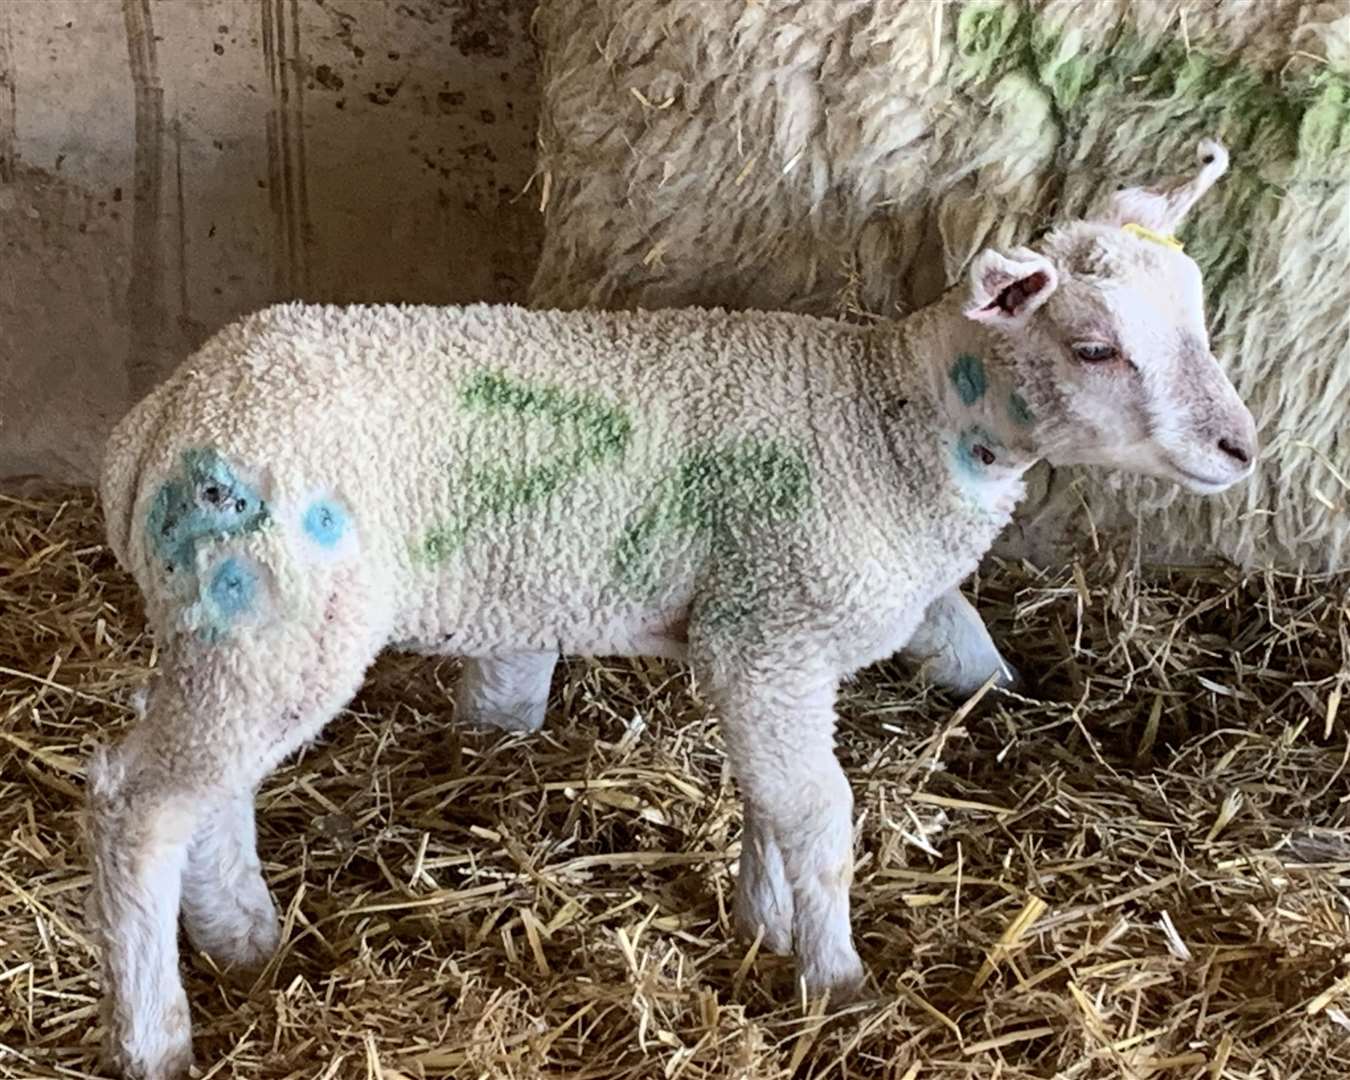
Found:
<box><xmin>531</xmin><ymin>0</ymin><xmax>1350</xmax><ymax>571</ymax></box>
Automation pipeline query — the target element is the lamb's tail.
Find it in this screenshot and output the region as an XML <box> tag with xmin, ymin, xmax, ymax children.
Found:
<box><xmin>100</xmin><ymin>385</ymin><xmax>175</xmax><ymax>573</ymax></box>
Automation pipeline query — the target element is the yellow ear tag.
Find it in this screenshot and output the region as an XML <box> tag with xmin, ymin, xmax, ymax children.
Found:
<box><xmin>1122</xmin><ymin>222</ymin><xmax>1184</xmax><ymax>252</ymax></box>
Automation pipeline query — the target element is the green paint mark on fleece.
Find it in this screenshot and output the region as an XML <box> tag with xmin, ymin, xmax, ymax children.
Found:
<box><xmin>613</xmin><ymin>439</ymin><xmax>812</xmax><ymax>595</ymax></box>
<box><xmin>421</xmin><ymin>372</ymin><xmax>633</xmax><ymax>562</ymax></box>
<box><xmin>950</xmin><ymin>354</ymin><xmax>987</xmax><ymax>406</ymax></box>
<box><xmin>953</xmin><ymin>1</ymin><xmax>1350</xmax><ymax>307</ymax></box>
<box><xmin>1008</xmin><ymin>391</ymin><xmax>1034</xmax><ymax>427</ymax></box>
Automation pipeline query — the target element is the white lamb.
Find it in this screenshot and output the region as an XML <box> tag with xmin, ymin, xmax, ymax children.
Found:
<box><xmin>88</xmin><ymin>140</ymin><xmax>1254</xmax><ymax>1079</ymax></box>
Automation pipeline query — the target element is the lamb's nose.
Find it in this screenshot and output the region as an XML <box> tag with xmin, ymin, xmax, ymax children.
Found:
<box><xmin>1217</xmin><ymin>436</ymin><xmax>1252</xmax><ymax>467</ymax></box>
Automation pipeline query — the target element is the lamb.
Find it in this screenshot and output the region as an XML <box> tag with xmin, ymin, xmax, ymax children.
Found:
<box><xmin>87</xmin><ymin>139</ymin><xmax>1255</xmax><ymax>1079</ymax></box>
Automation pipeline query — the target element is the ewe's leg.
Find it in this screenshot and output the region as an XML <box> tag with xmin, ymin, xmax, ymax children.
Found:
<box><xmin>713</xmin><ymin>677</ymin><xmax>864</xmax><ymax>997</ymax></box>
<box><xmin>455</xmin><ymin>651</ymin><xmax>556</xmax><ymax>733</ymax></box>
<box><xmin>900</xmin><ymin>588</ymin><xmax>1018</xmax><ymax>696</ymax></box>
<box><xmin>180</xmin><ymin>789</ymin><xmax>278</xmax><ymax>972</ymax></box>
<box><xmin>734</xmin><ymin>804</ymin><xmax>793</xmax><ymax>955</ymax></box>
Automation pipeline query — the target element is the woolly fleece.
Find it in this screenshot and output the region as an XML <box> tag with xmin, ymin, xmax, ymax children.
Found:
<box><xmin>101</xmin><ymin>302</ymin><xmax>1019</xmax><ymax>668</ymax></box>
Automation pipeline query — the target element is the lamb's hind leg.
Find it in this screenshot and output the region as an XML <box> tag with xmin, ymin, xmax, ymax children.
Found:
<box><xmin>86</xmin><ymin>724</ymin><xmax>198</xmax><ymax>1080</ymax></box>
<box><xmin>900</xmin><ymin>588</ymin><xmax>1018</xmax><ymax>696</ymax></box>
<box><xmin>455</xmin><ymin>651</ymin><xmax>557</xmax><ymax>733</ymax></box>
<box><xmin>89</xmin><ymin>581</ymin><xmax>387</xmax><ymax>1078</ymax></box>
<box><xmin>180</xmin><ymin>788</ymin><xmax>278</xmax><ymax>974</ymax></box>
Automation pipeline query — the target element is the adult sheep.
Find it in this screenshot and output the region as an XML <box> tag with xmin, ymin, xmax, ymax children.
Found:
<box><xmin>89</xmin><ymin>140</ymin><xmax>1254</xmax><ymax>1079</ymax></box>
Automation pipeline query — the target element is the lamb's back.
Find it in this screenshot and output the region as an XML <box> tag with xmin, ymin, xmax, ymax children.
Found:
<box><xmin>102</xmin><ymin>302</ymin><xmax>909</xmax><ymax>643</ymax></box>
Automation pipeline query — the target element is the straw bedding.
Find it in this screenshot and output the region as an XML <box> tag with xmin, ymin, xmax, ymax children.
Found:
<box><xmin>2</xmin><ymin>481</ymin><xmax>1348</xmax><ymax>1077</ymax></box>
<box><xmin>529</xmin><ymin>0</ymin><xmax>1350</xmax><ymax>573</ymax></box>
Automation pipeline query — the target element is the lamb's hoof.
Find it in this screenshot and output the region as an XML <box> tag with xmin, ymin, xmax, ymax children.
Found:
<box><xmin>995</xmin><ymin>660</ymin><xmax>1023</xmax><ymax>692</ymax></box>
<box><xmin>102</xmin><ymin>1048</ymin><xmax>193</xmax><ymax>1080</ymax></box>
<box><xmin>458</xmin><ymin>700</ymin><xmax>546</xmax><ymax>734</ymax></box>
<box><xmin>101</xmin><ymin>992</ymin><xmax>193</xmax><ymax>1080</ymax></box>
<box><xmin>187</xmin><ymin>898</ymin><xmax>281</xmax><ymax>980</ymax></box>
<box><xmin>735</xmin><ymin>908</ymin><xmax>794</xmax><ymax>957</ymax></box>
<box><xmin>799</xmin><ymin>949</ymin><xmax>869</xmax><ymax>1006</ymax></box>
<box><xmin>954</xmin><ymin>662</ymin><xmax>1024</xmax><ymax>717</ymax></box>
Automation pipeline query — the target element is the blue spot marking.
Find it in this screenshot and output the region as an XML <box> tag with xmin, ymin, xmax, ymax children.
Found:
<box><xmin>208</xmin><ymin>558</ymin><xmax>256</xmax><ymax>619</ymax></box>
<box><xmin>955</xmin><ymin>425</ymin><xmax>1004</xmax><ymax>479</ymax></box>
<box><xmin>950</xmin><ymin>354</ymin><xmax>987</xmax><ymax>406</ymax></box>
<box><xmin>1008</xmin><ymin>392</ymin><xmax>1035</xmax><ymax>427</ymax></box>
<box><xmin>147</xmin><ymin>449</ymin><xmax>269</xmax><ymax>573</ymax></box>
<box><xmin>303</xmin><ymin>499</ymin><xmax>348</xmax><ymax>548</ymax></box>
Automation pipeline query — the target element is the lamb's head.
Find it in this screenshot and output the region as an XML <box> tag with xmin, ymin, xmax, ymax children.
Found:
<box><xmin>962</xmin><ymin>139</ymin><xmax>1257</xmax><ymax>495</ymax></box>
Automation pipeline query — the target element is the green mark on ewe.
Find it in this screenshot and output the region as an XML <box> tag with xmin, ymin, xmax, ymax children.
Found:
<box><xmin>1008</xmin><ymin>391</ymin><xmax>1034</xmax><ymax>427</ymax></box>
<box><xmin>950</xmin><ymin>354</ymin><xmax>987</xmax><ymax>406</ymax></box>
<box><xmin>421</xmin><ymin>372</ymin><xmax>632</xmax><ymax>562</ymax></box>
<box><xmin>613</xmin><ymin>440</ymin><xmax>812</xmax><ymax>593</ymax></box>
<box><xmin>953</xmin><ymin>1</ymin><xmax>1350</xmax><ymax>306</ymax></box>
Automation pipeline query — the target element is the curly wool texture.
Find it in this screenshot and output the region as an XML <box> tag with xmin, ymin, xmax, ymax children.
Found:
<box><xmin>530</xmin><ymin>0</ymin><xmax>1350</xmax><ymax>571</ymax></box>
<box><xmin>100</xmin><ymin>302</ymin><xmax>1017</xmax><ymax>666</ymax></box>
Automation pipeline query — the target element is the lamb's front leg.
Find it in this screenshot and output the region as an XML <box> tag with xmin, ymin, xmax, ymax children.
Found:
<box><xmin>900</xmin><ymin>588</ymin><xmax>1018</xmax><ymax>696</ymax></box>
<box><xmin>713</xmin><ymin>676</ymin><xmax>864</xmax><ymax>997</ymax></box>
<box><xmin>455</xmin><ymin>651</ymin><xmax>557</xmax><ymax>733</ymax></box>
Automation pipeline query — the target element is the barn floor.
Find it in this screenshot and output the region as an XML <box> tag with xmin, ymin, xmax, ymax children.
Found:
<box><xmin>1</xmin><ymin>484</ymin><xmax>1348</xmax><ymax>1079</ymax></box>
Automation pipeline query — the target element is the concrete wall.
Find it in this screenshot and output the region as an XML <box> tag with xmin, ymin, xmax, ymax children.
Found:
<box><xmin>0</xmin><ymin>0</ymin><xmax>540</xmax><ymax>482</ymax></box>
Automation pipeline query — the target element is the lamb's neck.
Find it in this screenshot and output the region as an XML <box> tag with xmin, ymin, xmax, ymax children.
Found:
<box><xmin>879</xmin><ymin>295</ymin><xmax>1043</xmax><ymax>473</ymax></box>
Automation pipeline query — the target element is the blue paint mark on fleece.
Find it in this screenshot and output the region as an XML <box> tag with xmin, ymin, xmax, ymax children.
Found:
<box><xmin>147</xmin><ymin>449</ymin><xmax>269</xmax><ymax>573</ymax></box>
<box><xmin>954</xmin><ymin>425</ymin><xmax>1004</xmax><ymax>479</ymax></box>
<box><xmin>207</xmin><ymin>558</ymin><xmax>257</xmax><ymax>620</ymax></box>
<box><xmin>950</xmin><ymin>354</ymin><xmax>987</xmax><ymax>406</ymax></box>
<box><xmin>303</xmin><ymin>499</ymin><xmax>348</xmax><ymax>548</ymax></box>
<box><xmin>1008</xmin><ymin>392</ymin><xmax>1035</xmax><ymax>427</ymax></box>
<box><xmin>146</xmin><ymin>450</ymin><xmax>269</xmax><ymax>642</ymax></box>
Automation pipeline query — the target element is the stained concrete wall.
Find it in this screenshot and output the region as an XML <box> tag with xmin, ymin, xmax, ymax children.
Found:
<box><xmin>0</xmin><ymin>0</ymin><xmax>540</xmax><ymax>482</ymax></box>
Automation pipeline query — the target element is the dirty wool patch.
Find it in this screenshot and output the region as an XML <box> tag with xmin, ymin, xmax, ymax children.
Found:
<box><xmin>1</xmin><ymin>484</ymin><xmax>1348</xmax><ymax>1078</ymax></box>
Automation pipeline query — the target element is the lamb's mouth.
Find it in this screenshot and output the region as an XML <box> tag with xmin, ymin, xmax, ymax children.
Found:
<box><xmin>1166</xmin><ymin>460</ymin><xmax>1232</xmax><ymax>491</ymax></box>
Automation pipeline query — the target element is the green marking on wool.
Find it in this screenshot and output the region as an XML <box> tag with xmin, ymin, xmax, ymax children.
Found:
<box><xmin>613</xmin><ymin>439</ymin><xmax>812</xmax><ymax>593</ymax></box>
<box><xmin>952</xmin><ymin>3</ymin><xmax>1350</xmax><ymax>316</ymax></box>
<box><xmin>459</xmin><ymin>372</ymin><xmax>633</xmax><ymax>457</ymax></box>
<box><xmin>954</xmin><ymin>3</ymin><xmax>1323</xmax><ymax>139</ymax></box>
<box><xmin>1008</xmin><ymin>391</ymin><xmax>1034</xmax><ymax>427</ymax></box>
<box><xmin>950</xmin><ymin>354</ymin><xmax>987</xmax><ymax>406</ymax></box>
<box><xmin>1299</xmin><ymin>76</ymin><xmax>1349</xmax><ymax>162</ymax></box>
<box><xmin>421</xmin><ymin>372</ymin><xmax>633</xmax><ymax>561</ymax></box>
<box><xmin>955</xmin><ymin>1</ymin><xmax>1022</xmax><ymax>85</ymax></box>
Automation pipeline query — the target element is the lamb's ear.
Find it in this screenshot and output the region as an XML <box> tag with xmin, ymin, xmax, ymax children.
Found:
<box><xmin>963</xmin><ymin>247</ymin><xmax>1059</xmax><ymax>328</ymax></box>
<box><xmin>1095</xmin><ymin>138</ymin><xmax>1228</xmax><ymax>235</ymax></box>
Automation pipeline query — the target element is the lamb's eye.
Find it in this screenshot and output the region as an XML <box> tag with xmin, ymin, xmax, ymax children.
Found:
<box><xmin>1073</xmin><ymin>342</ymin><xmax>1118</xmax><ymax>364</ymax></box>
